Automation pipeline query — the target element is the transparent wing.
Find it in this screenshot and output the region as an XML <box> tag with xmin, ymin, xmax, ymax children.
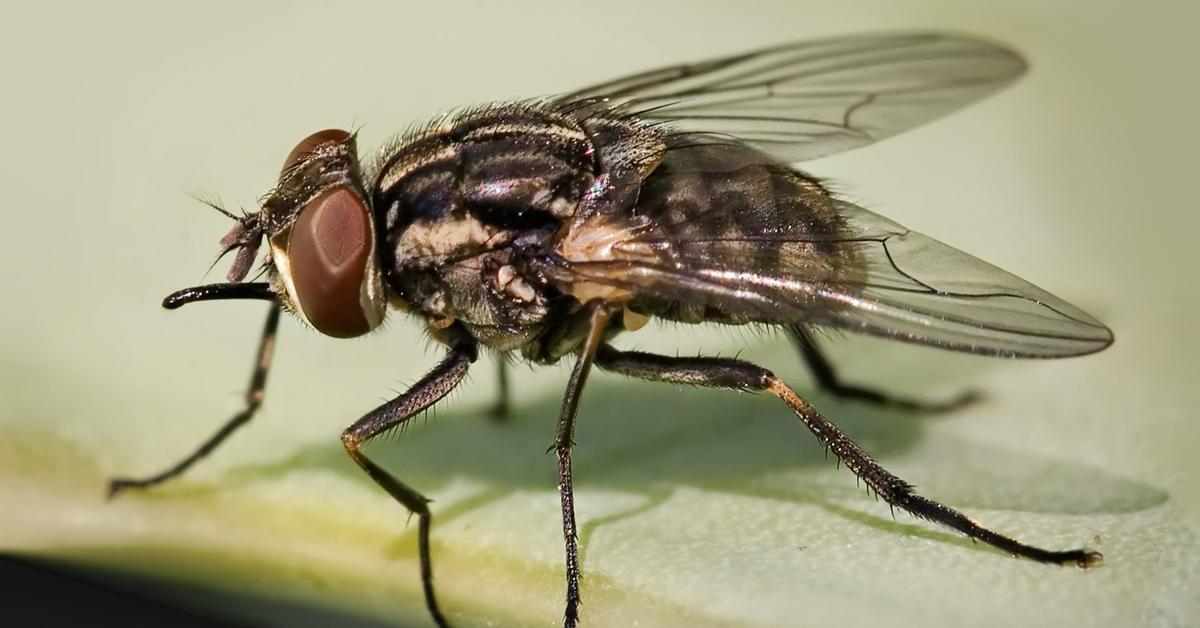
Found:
<box><xmin>543</xmin><ymin>199</ymin><xmax>1111</xmax><ymax>358</ymax></box>
<box><xmin>821</xmin><ymin>200</ymin><xmax>1110</xmax><ymax>356</ymax></box>
<box><xmin>557</xmin><ymin>32</ymin><xmax>1027</xmax><ymax>162</ymax></box>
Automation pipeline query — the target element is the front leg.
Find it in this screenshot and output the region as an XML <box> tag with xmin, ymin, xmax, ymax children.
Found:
<box><xmin>109</xmin><ymin>302</ymin><xmax>281</xmax><ymax>498</ymax></box>
<box><xmin>341</xmin><ymin>336</ymin><xmax>478</xmax><ymax>628</ymax></box>
<box><xmin>595</xmin><ymin>345</ymin><xmax>1101</xmax><ymax>568</ymax></box>
<box><xmin>551</xmin><ymin>301</ymin><xmax>612</xmax><ymax>628</ymax></box>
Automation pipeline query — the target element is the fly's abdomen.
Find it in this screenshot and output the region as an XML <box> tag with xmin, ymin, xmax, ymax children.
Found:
<box><xmin>625</xmin><ymin>142</ymin><xmax>863</xmax><ymax>324</ymax></box>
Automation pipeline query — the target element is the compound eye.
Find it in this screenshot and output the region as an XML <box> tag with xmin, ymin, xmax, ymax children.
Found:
<box><xmin>282</xmin><ymin>129</ymin><xmax>352</xmax><ymax>172</ymax></box>
<box><xmin>287</xmin><ymin>186</ymin><xmax>373</xmax><ymax>338</ymax></box>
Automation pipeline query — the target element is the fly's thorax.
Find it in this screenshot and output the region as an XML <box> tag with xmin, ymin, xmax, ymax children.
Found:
<box><xmin>370</xmin><ymin>104</ymin><xmax>668</xmax><ymax>267</ymax></box>
<box><xmin>373</xmin><ymin>157</ymin><xmax>561</xmax><ymax>337</ymax></box>
<box><xmin>372</xmin><ymin>104</ymin><xmax>598</xmax><ymax>233</ymax></box>
<box><xmin>367</xmin><ymin>104</ymin><xmax>605</xmax><ymax>340</ymax></box>
<box><xmin>364</xmin><ymin>103</ymin><xmax>677</xmax><ymax>349</ymax></box>
<box><xmin>397</xmin><ymin>248</ymin><xmax>556</xmax><ymax>351</ymax></box>
<box><xmin>260</xmin><ymin>130</ymin><xmax>387</xmax><ymax>338</ymax></box>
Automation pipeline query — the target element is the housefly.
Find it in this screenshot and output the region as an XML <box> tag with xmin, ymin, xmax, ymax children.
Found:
<box><xmin>109</xmin><ymin>32</ymin><xmax>1114</xmax><ymax>628</ymax></box>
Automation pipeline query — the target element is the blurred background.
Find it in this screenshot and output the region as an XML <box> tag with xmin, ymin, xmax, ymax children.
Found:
<box><xmin>1</xmin><ymin>1</ymin><xmax>1196</xmax><ymax>626</ymax></box>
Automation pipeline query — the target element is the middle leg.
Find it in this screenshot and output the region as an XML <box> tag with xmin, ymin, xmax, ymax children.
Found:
<box><xmin>551</xmin><ymin>301</ymin><xmax>611</xmax><ymax>628</ymax></box>
<box><xmin>489</xmin><ymin>356</ymin><xmax>511</xmax><ymax>420</ymax></box>
<box><xmin>594</xmin><ymin>344</ymin><xmax>1100</xmax><ymax>568</ymax></box>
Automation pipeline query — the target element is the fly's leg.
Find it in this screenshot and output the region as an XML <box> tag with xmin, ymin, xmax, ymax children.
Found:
<box><xmin>789</xmin><ymin>326</ymin><xmax>978</xmax><ymax>413</ymax></box>
<box><xmin>489</xmin><ymin>357</ymin><xmax>511</xmax><ymax>420</ymax></box>
<box><xmin>552</xmin><ymin>302</ymin><xmax>611</xmax><ymax>628</ymax></box>
<box><xmin>108</xmin><ymin>303</ymin><xmax>281</xmax><ymax>499</ymax></box>
<box><xmin>341</xmin><ymin>340</ymin><xmax>478</xmax><ymax>628</ymax></box>
<box><xmin>594</xmin><ymin>345</ymin><xmax>1101</xmax><ymax>568</ymax></box>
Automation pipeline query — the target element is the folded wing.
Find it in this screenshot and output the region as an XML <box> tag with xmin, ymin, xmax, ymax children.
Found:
<box><xmin>545</xmin><ymin>190</ymin><xmax>1111</xmax><ymax>358</ymax></box>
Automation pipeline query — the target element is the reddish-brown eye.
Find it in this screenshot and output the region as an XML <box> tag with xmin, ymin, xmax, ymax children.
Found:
<box><xmin>288</xmin><ymin>186</ymin><xmax>373</xmax><ymax>338</ymax></box>
<box><xmin>282</xmin><ymin>129</ymin><xmax>351</xmax><ymax>173</ymax></box>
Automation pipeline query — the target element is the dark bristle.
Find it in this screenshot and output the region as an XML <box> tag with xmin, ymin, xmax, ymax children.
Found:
<box><xmin>189</xmin><ymin>192</ymin><xmax>240</xmax><ymax>221</ymax></box>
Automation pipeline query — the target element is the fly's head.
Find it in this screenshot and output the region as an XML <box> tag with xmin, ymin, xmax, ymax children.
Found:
<box><xmin>221</xmin><ymin>129</ymin><xmax>387</xmax><ymax>338</ymax></box>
